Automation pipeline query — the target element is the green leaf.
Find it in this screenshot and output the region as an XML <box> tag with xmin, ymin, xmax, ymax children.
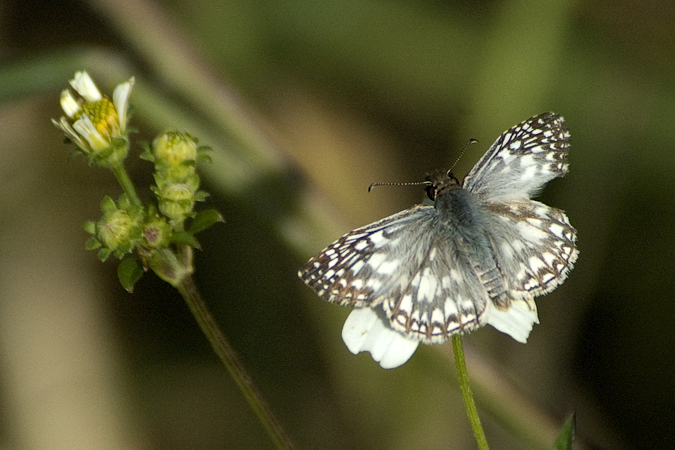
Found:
<box><xmin>83</xmin><ymin>220</ymin><xmax>97</xmax><ymax>235</ymax></box>
<box><xmin>85</xmin><ymin>236</ymin><xmax>101</xmax><ymax>250</ymax></box>
<box><xmin>138</xmin><ymin>142</ymin><xmax>154</xmax><ymax>161</ymax></box>
<box><xmin>552</xmin><ymin>414</ymin><xmax>575</xmax><ymax>450</ymax></box>
<box><xmin>188</xmin><ymin>209</ymin><xmax>223</xmax><ymax>234</ymax></box>
<box><xmin>100</xmin><ymin>195</ymin><xmax>116</xmax><ymax>212</ymax></box>
<box><xmin>97</xmin><ymin>248</ymin><xmax>112</xmax><ymax>262</ymax></box>
<box><xmin>196</xmin><ymin>154</ymin><xmax>212</xmax><ymax>164</ymax></box>
<box><xmin>170</xmin><ymin>231</ymin><xmax>200</xmax><ymax>248</ymax></box>
<box><xmin>193</xmin><ymin>190</ymin><xmax>210</xmax><ymax>202</ymax></box>
<box><xmin>117</xmin><ymin>258</ymin><xmax>144</xmax><ymax>293</ymax></box>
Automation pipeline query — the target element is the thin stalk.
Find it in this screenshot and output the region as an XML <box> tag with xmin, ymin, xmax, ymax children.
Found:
<box><xmin>176</xmin><ymin>275</ymin><xmax>296</xmax><ymax>450</ymax></box>
<box><xmin>452</xmin><ymin>334</ymin><xmax>490</xmax><ymax>450</ymax></box>
<box><xmin>112</xmin><ymin>164</ymin><xmax>142</xmax><ymax>207</ymax></box>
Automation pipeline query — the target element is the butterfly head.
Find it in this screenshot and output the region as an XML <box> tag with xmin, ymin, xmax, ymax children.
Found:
<box><xmin>424</xmin><ymin>169</ymin><xmax>461</xmax><ymax>200</ymax></box>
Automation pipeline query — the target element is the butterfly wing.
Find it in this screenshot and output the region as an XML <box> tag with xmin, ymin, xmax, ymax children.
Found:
<box><xmin>463</xmin><ymin>112</ymin><xmax>570</xmax><ymax>202</ymax></box>
<box><xmin>483</xmin><ymin>200</ymin><xmax>578</xmax><ymax>300</ymax></box>
<box><xmin>462</xmin><ymin>113</ymin><xmax>576</xmax><ymax>339</ymax></box>
<box><xmin>299</xmin><ymin>205</ymin><xmax>497</xmax><ymax>344</ymax></box>
<box><xmin>379</xmin><ymin>231</ymin><xmax>493</xmax><ymax>343</ymax></box>
<box><xmin>299</xmin><ymin>206</ymin><xmax>436</xmax><ymax>309</ymax></box>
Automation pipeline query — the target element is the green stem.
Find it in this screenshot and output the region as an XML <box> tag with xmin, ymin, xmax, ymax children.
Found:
<box><xmin>112</xmin><ymin>164</ymin><xmax>142</xmax><ymax>207</ymax></box>
<box><xmin>452</xmin><ymin>334</ymin><xmax>490</xmax><ymax>450</ymax></box>
<box><xmin>176</xmin><ymin>275</ymin><xmax>296</xmax><ymax>450</ymax></box>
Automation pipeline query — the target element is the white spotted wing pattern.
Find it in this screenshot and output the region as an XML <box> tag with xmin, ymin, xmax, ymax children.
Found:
<box><xmin>299</xmin><ymin>112</ymin><xmax>578</xmax><ymax>344</ymax></box>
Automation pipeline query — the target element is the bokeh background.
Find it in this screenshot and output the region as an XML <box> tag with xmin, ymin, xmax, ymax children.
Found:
<box><xmin>0</xmin><ymin>0</ymin><xmax>673</xmax><ymax>449</ymax></box>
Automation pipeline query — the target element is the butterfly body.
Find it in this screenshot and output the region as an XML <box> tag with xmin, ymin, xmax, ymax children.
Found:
<box><xmin>299</xmin><ymin>113</ymin><xmax>577</xmax><ymax>345</ymax></box>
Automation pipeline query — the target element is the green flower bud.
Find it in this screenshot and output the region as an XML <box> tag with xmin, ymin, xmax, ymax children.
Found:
<box><xmin>142</xmin><ymin>215</ymin><xmax>173</xmax><ymax>249</ymax></box>
<box><xmin>97</xmin><ymin>209</ymin><xmax>139</xmax><ymax>251</ymax></box>
<box><xmin>158</xmin><ymin>183</ymin><xmax>195</xmax><ymax>220</ymax></box>
<box><xmin>153</xmin><ymin>132</ymin><xmax>198</xmax><ymax>169</ymax></box>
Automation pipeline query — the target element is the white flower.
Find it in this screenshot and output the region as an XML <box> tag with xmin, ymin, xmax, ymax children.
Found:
<box><xmin>71</xmin><ymin>114</ymin><xmax>111</xmax><ymax>152</ymax></box>
<box><xmin>341</xmin><ymin>307</ymin><xmax>420</xmax><ymax>369</ymax></box>
<box><xmin>52</xmin><ymin>71</ymin><xmax>134</xmax><ymax>166</ymax></box>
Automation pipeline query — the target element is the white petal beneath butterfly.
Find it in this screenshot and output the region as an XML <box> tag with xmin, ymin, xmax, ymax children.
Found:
<box><xmin>299</xmin><ymin>112</ymin><xmax>578</xmax><ymax>368</ymax></box>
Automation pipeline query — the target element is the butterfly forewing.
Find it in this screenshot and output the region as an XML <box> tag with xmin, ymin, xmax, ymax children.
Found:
<box><xmin>299</xmin><ymin>206</ymin><xmax>435</xmax><ymax>308</ymax></box>
<box><xmin>463</xmin><ymin>112</ymin><xmax>570</xmax><ymax>202</ymax></box>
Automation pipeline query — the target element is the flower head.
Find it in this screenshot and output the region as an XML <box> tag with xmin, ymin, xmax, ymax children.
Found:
<box><xmin>52</xmin><ymin>71</ymin><xmax>134</xmax><ymax>167</ymax></box>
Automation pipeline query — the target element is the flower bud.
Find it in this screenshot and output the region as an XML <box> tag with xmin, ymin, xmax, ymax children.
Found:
<box><xmin>142</xmin><ymin>215</ymin><xmax>173</xmax><ymax>249</ymax></box>
<box><xmin>158</xmin><ymin>183</ymin><xmax>196</xmax><ymax>221</ymax></box>
<box><xmin>153</xmin><ymin>132</ymin><xmax>198</xmax><ymax>169</ymax></box>
<box><xmin>97</xmin><ymin>209</ymin><xmax>139</xmax><ymax>251</ymax></box>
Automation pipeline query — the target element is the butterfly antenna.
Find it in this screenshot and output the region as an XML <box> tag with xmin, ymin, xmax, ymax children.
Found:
<box><xmin>368</xmin><ymin>180</ymin><xmax>430</xmax><ymax>192</ymax></box>
<box><xmin>448</xmin><ymin>138</ymin><xmax>479</xmax><ymax>172</ymax></box>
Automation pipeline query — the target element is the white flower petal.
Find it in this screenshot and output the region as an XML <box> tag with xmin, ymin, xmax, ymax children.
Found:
<box><xmin>484</xmin><ymin>299</ymin><xmax>539</xmax><ymax>343</ymax></box>
<box><xmin>342</xmin><ymin>307</ymin><xmax>419</xmax><ymax>369</ymax></box>
<box><xmin>112</xmin><ymin>77</ymin><xmax>134</xmax><ymax>133</ymax></box>
<box><xmin>70</xmin><ymin>71</ymin><xmax>102</xmax><ymax>102</ymax></box>
<box><xmin>59</xmin><ymin>90</ymin><xmax>81</xmax><ymax>118</ymax></box>
<box><xmin>52</xmin><ymin>117</ymin><xmax>88</xmax><ymax>150</ymax></box>
<box><xmin>73</xmin><ymin>115</ymin><xmax>108</xmax><ymax>151</ymax></box>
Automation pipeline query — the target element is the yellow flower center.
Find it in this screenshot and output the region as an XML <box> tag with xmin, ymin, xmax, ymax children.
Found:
<box><xmin>80</xmin><ymin>98</ymin><xmax>119</xmax><ymax>137</ymax></box>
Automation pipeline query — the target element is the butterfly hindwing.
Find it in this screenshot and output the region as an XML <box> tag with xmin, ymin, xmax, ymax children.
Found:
<box><xmin>482</xmin><ymin>200</ymin><xmax>578</xmax><ymax>300</ymax></box>
<box><xmin>381</xmin><ymin>235</ymin><xmax>493</xmax><ymax>343</ymax></box>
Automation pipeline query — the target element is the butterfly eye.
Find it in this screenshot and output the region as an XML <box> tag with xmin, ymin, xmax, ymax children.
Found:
<box><xmin>424</xmin><ymin>183</ymin><xmax>437</xmax><ymax>200</ymax></box>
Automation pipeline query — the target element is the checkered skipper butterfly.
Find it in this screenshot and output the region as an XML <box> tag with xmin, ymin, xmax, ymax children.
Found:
<box><xmin>299</xmin><ymin>113</ymin><xmax>577</xmax><ymax>363</ymax></box>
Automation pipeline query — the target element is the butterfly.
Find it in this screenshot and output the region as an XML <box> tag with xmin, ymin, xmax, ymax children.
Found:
<box><xmin>298</xmin><ymin>112</ymin><xmax>578</xmax><ymax>352</ymax></box>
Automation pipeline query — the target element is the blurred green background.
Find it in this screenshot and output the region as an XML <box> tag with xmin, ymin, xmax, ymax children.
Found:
<box><xmin>1</xmin><ymin>0</ymin><xmax>673</xmax><ymax>449</ymax></box>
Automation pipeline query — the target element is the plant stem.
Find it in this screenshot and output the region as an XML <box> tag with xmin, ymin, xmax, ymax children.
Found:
<box><xmin>452</xmin><ymin>334</ymin><xmax>490</xmax><ymax>450</ymax></box>
<box><xmin>176</xmin><ymin>275</ymin><xmax>296</xmax><ymax>450</ymax></box>
<box><xmin>112</xmin><ymin>164</ymin><xmax>142</xmax><ymax>207</ymax></box>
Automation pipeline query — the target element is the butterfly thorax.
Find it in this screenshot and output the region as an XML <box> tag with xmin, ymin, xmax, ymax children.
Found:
<box><xmin>426</xmin><ymin>170</ymin><xmax>510</xmax><ymax>308</ymax></box>
<box><xmin>425</xmin><ymin>169</ymin><xmax>460</xmax><ymax>200</ymax></box>
<box><xmin>427</xmin><ymin>170</ymin><xmax>484</xmax><ymax>229</ymax></box>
